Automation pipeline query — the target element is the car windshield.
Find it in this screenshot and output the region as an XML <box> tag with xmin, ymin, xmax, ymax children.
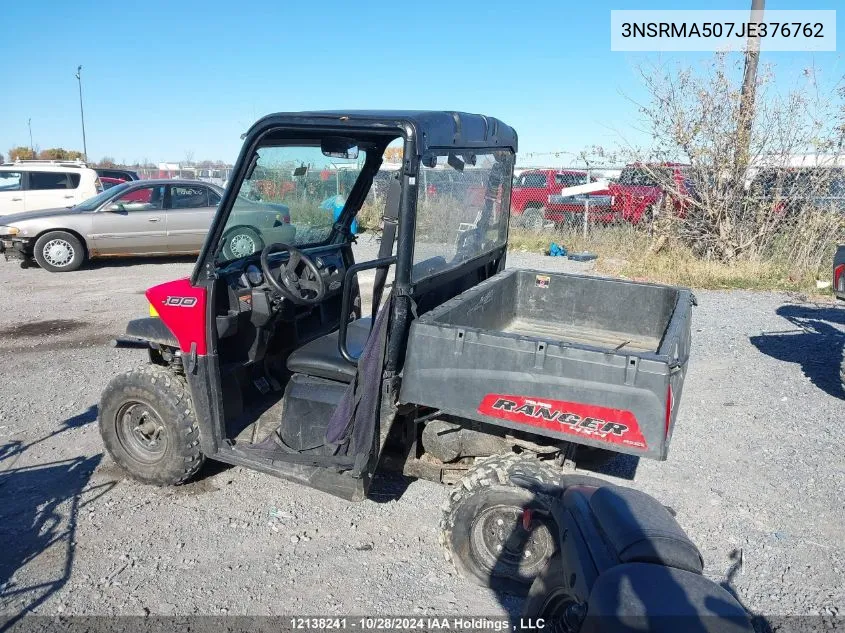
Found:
<box><xmin>514</xmin><ymin>172</ymin><xmax>546</xmax><ymax>188</ymax></box>
<box><xmin>619</xmin><ymin>167</ymin><xmax>674</xmax><ymax>187</ymax></box>
<box><xmin>216</xmin><ymin>145</ymin><xmax>366</xmax><ymax>263</ymax></box>
<box><xmin>754</xmin><ymin>169</ymin><xmax>845</xmax><ymax>198</ymax></box>
<box><xmin>73</xmin><ymin>184</ymin><xmax>131</xmax><ymax>211</ymax></box>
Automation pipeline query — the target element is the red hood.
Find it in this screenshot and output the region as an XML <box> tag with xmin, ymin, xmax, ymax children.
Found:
<box><xmin>146</xmin><ymin>277</ymin><xmax>208</xmax><ymax>354</ymax></box>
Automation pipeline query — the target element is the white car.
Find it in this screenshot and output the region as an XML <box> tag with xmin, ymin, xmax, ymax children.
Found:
<box><xmin>0</xmin><ymin>161</ymin><xmax>102</xmax><ymax>215</ymax></box>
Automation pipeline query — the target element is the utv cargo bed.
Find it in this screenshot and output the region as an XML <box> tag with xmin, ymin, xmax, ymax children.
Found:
<box><xmin>399</xmin><ymin>269</ymin><xmax>694</xmax><ymax>460</ymax></box>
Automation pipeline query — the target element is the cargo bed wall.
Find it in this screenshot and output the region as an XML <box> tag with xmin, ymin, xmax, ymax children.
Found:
<box><xmin>399</xmin><ymin>269</ymin><xmax>694</xmax><ymax>461</ymax></box>
<box><xmin>430</xmin><ymin>270</ymin><xmax>678</xmax><ymax>353</ymax></box>
<box><xmin>512</xmin><ymin>270</ymin><xmax>677</xmax><ymax>351</ymax></box>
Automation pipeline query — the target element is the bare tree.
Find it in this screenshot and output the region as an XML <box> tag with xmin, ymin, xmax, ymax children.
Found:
<box><xmin>631</xmin><ymin>54</ymin><xmax>845</xmax><ymax>270</ymax></box>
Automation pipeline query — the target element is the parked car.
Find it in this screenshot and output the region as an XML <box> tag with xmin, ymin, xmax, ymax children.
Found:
<box><xmin>0</xmin><ymin>161</ymin><xmax>102</xmax><ymax>215</ymax></box>
<box><xmin>749</xmin><ymin>168</ymin><xmax>845</xmax><ymax>215</ymax></box>
<box><xmin>511</xmin><ymin>169</ymin><xmax>612</xmax><ymax>229</ymax></box>
<box><xmin>609</xmin><ymin>162</ymin><xmax>692</xmax><ymax>225</ymax></box>
<box><xmin>99</xmin><ymin>176</ymin><xmax>126</xmax><ymax>190</ymax></box>
<box><xmin>0</xmin><ymin>179</ymin><xmax>294</xmax><ymax>272</ymax></box>
<box><xmin>95</xmin><ymin>168</ymin><xmax>141</xmax><ymax>182</ymax></box>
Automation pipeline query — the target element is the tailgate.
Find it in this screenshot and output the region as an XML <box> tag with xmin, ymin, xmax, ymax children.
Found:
<box><xmin>399</xmin><ymin>270</ymin><xmax>695</xmax><ymax>461</ymax></box>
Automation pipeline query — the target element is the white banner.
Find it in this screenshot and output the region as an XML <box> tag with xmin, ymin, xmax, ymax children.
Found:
<box><xmin>611</xmin><ymin>10</ymin><xmax>836</xmax><ymax>52</ymax></box>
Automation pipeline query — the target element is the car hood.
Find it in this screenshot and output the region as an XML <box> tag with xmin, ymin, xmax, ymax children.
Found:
<box><xmin>0</xmin><ymin>206</ymin><xmax>86</xmax><ymax>225</ymax></box>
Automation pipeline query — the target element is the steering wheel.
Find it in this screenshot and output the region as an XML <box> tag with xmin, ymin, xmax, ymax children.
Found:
<box><xmin>260</xmin><ymin>243</ymin><xmax>326</xmax><ymax>305</ymax></box>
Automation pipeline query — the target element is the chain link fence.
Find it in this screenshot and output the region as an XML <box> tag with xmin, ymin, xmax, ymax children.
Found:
<box><xmin>136</xmin><ymin>166</ymin><xmax>234</xmax><ymax>187</ymax></box>
<box><xmin>135</xmin><ymin>157</ymin><xmax>845</xmax><ymax>259</ymax></box>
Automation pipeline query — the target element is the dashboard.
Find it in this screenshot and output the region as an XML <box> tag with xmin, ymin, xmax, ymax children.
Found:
<box><xmin>214</xmin><ymin>245</ymin><xmax>354</xmax><ymax>356</ymax></box>
<box><xmin>223</xmin><ymin>248</ymin><xmax>348</xmax><ymax>308</ymax></box>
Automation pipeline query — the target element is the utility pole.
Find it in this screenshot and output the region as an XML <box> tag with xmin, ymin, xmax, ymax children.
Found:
<box><xmin>27</xmin><ymin>118</ymin><xmax>33</xmax><ymax>155</ymax></box>
<box><xmin>736</xmin><ymin>0</ymin><xmax>765</xmax><ymax>172</ymax></box>
<box><xmin>75</xmin><ymin>65</ymin><xmax>88</xmax><ymax>161</ymax></box>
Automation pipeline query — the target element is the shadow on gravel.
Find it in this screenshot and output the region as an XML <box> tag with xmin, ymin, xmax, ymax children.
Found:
<box><xmin>367</xmin><ymin>471</ymin><xmax>413</xmax><ymax>503</ymax></box>
<box><xmin>587</xmin><ymin>453</ymin><xmax>640</xmax><ymax>481</ymax></box>
<box><xmin>0</xmin><ymin>407</ymin><xmax>114</xmax><ymax>631</ymax></box>
<box><xmin>0</xmin><ymin>406</ymin><xmax>98</xmax><ymax>474</ymax></box>
<box><xmin>750</xmin><ymin>303</ymin><xmax>845</xmax><ymax>399</ymax></box>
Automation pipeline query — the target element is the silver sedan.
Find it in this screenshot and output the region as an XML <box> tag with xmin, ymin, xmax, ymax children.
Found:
<box><xmin>0</xmin><ymin>179</ymin><xmax>295</xmax><ymax>272</ymax></box>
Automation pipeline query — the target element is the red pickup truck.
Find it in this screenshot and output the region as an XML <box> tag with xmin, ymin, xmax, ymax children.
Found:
<box><xmin>511</xmin><ymin>169</ymin><xmax>612</xmax><ymax>229</ymax></box>
<box><xmin>609</xmin><ymin>163</ymin><xmax>692</xmax><ymax>225</ymax></box>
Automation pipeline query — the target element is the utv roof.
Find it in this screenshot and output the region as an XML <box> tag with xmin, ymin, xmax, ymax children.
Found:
<box><xmin>245</xmin><ymin>110</ymin><xmax>518</xmax><ymax>155</ymax></box>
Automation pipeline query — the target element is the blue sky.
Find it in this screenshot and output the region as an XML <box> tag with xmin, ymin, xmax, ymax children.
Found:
<box><xmin>0</xmin><ymin>0</ymin><xmax>842</xmax><ymax>166</ymax></box>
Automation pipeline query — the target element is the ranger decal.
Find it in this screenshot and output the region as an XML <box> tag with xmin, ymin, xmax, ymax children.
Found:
<box><xmin>477</xmin><ymin>394</ymin><xmax>647</xmax><ymax>449</ymax></box>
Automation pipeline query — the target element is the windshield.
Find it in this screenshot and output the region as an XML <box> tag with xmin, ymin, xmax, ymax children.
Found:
<box><xmin>514</xmin><ymin>172</ymin><xmax>546</xmax><ymax>188</ymax></box>
<box><xmin>619</xmin><ymin>167</ymin><xmax>675</xmax><ymax>187</ymax></box>
<box><xmin>74</xmin><ymin>183</ymin><xmax>130</xmax><ymax>211</ymax></box>
<box><xmin>413</xmin><ymin>151</ymin><xmax>513</xmax><ymax>282</ymax></box>
<box><xmin>217</xmin><ymin>145</ymin><xmax>366</xmax><ymax>263</ymax></box>
<box><xmin>554</xmin><ymin>172</ymin><xmax>588</xmax><ymax>187</ymax></box>
<box><xmin>754</xmin><ymin>169</ymin><xmax>845</xmax><ymax>198</ymax></box>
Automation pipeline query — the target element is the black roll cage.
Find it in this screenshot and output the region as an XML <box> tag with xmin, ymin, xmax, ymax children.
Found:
<box><xmin>192</xmin><ymin>111</ymin><xmax>518</xmax><ymax>373</ymax></box>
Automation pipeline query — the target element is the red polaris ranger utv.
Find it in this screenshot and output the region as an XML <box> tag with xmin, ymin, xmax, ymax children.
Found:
<box><xmin>99</xmin><ymin>111</ymin><xmax>694</xmax><ymax>593</ymax></box>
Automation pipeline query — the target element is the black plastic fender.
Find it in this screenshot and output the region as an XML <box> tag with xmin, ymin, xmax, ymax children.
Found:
<box><xmin>124</xmin><ymin>317</ymin><xmax>179</xmax><ymax>348</ymax></box>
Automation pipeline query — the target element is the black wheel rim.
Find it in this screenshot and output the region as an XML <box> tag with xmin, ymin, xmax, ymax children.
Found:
<box><xmin>469</xmin><ymin>503</ymin><xmax>555</xmax><ymax>582</ymax></box>
<box><xmin>115</xmin><ymin>400</ymin><xmax>168</xmax><ymax>464</ymax></box>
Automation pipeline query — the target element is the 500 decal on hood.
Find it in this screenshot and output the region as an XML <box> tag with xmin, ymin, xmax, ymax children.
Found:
<box><xmin>477</xmin><ymin>394</ymin><xmax>647</xmax><ymax>450</ymax></box>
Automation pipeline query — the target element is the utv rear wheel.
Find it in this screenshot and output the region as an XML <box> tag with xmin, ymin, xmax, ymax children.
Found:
<box><xmin>33</xmin><ymin>231</ymin><xmax>86</xmax><ymax>272</ymax></box>
<box><xmin>99</xmin><ymin>365</ymin><xmax>204</xmax><ymax>485</ymax></box>
<box><xmin>439</xmin><ymin>453</ymin><xmax>561</xmax><ymax>595</ymax></box>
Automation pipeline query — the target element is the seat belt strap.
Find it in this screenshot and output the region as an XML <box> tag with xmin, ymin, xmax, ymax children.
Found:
<box><xmin>371</xmin><ymin>175</ymin><xmax>400</xmax><ymax>322</ymax></box>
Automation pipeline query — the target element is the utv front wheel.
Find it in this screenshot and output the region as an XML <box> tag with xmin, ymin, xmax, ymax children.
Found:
<box><xmin>439</xmin><ymin>453</ymin><xmax>560</xmax><ymax>595</ymax></box>
<box><xmin>99</xmin><ymin>365</ymin><xmax>204</xmax><ymax>485</ymax></box>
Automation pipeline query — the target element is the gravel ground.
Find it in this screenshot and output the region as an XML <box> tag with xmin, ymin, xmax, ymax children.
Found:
<box><xmin>1</xmin><ymin>242</ymin><xmax>843</xmax><ymax>626</ymax></box>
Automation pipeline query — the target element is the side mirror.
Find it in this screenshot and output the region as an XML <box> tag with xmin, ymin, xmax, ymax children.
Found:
<box><xmin>105</xmin><ymin>202</ymin><xmax>125</xmax><ymax>213</ymax></box>
<box><xmin>421</xmin><ymin>154</ymin><xmax>438</xmax><ymax>169</ymax></box>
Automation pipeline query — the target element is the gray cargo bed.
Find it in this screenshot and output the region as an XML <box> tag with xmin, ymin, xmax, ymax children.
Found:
<box><xmin>502</xmin><ymin>318</ymin><xmax>659</xmax><ymax>353</ymax></box>
<box><xmin>399</xmin><ymin>269</ymin><xmax>694</xmax><ymax>461</ymax></box>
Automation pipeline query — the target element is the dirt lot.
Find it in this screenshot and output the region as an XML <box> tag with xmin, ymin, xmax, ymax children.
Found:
<box><xmin>1</xmin><ymin>239</ymin><xmax>844</xmax><ymax>624</ymax></box>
